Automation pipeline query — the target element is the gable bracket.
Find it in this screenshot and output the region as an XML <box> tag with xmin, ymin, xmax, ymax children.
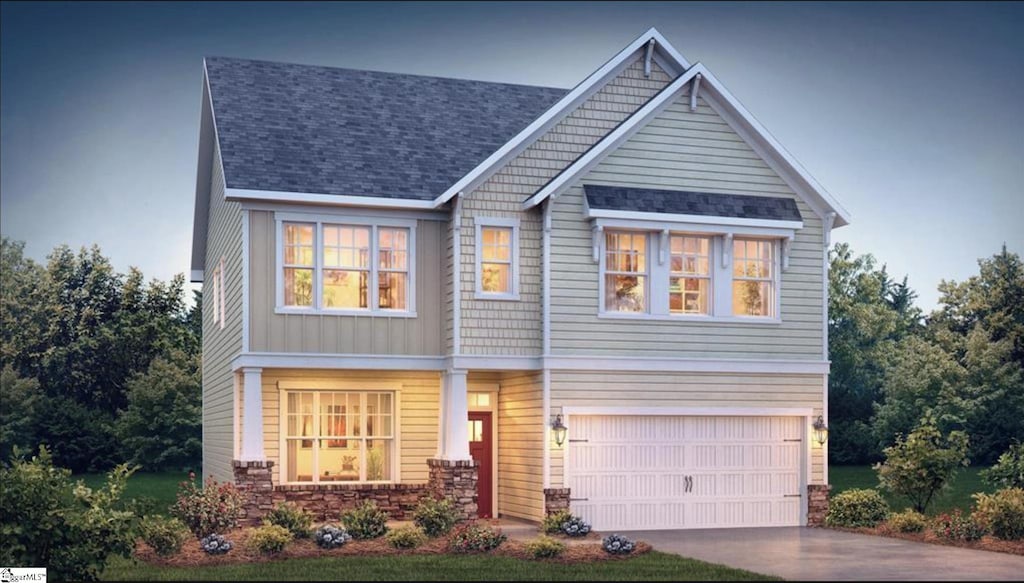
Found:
<box><xmin>823</xmin><ymin>212</ymin><xmax>837</xmax><ymax>247</ymax></box>
<box><xmin>690</xmin><ymin>73</ymin><xmax>703</xmax><ymax>112</ymax></box>
<box><xmin>782</xmin><ymin>235</ymin><xmax>793</xmax><ymax>270</ymax></box>
<box><xmin>721</xmin><ymin>233</ymin><xmax>733</xmax><ymax>268</ymax></box>
<box><xmin>659</xmin><ymin>229</ymin><xmax>669</xmax><ymax>265</ymax></box>
<box><xmin>644</xmin><ymin>39</ymin><xmax>656</xmax><ymax>78</ymax></box>
<box><xmin>592</xmin><ymin>224</ymin><xmax>604</xmax><ymax>263</ymax></box>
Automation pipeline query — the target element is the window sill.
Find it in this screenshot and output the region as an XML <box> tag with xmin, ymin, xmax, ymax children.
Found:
<box><xmin>275</xmin><ymin>307</ymin><xmax>417</xmax><ymax>318</ymax></box>
<box><xmin>473</xmin><ymin>292</ymin><xmax>521</xmax><ymax>301</ymax></box>
<box><xmin>597</xmin><ymin>312</ymin><xmax>782</xmax><ymax>325</ymax></box>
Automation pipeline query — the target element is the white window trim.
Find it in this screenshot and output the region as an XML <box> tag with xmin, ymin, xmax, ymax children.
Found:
<box><xmin>731</xmin><ymin>236</ymin><xmax>782</xmax><ymax>320</ymax></box>
<box><xmin>274</xmin><ymin>212</ymin><xmax>417</xmax><ymax>317</ymax></box>
<box><xmin>473</xmin><ymin>216</ymin><xmax>520</xmax><ymax>301</ymax></box>
<box><xmin>600</xmin><ymin>229</ymin><xmax>651</xmax><ymax>315</ymax></box>
<box><xmin>278</xmin><ymin>381</ymin><xmax>401</xmax><ymax>486</ymax></box>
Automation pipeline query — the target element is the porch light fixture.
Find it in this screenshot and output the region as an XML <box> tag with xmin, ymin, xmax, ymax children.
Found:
<box><xmin>812</xmin><ymin>415</ymin><xmax>829</xmax><ymax>446</ymax></box>
<box><xmin>551</xmin><ymin>414</ymin><xmax>568</xmax><ymax>447</ymax></box>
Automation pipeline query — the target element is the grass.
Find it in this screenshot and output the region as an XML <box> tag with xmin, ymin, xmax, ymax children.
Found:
<box><xmin>79</xmin><ymin>470</ymin><xmax>195</xmax><ymax>514</ymax></box>
<box><xmin>830</xmin><ymin>465</ymin><xmax>993</xmax><ymax>514</ymax></box>
<box><xmin>101</xmin><ymin>552</ymin><xmax>778</xmax><ymax>581</ymax></box>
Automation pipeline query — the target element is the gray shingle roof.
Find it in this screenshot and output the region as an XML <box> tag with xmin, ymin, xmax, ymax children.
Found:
<box><xmin>584</xmin><ymin>185</ymin><xmax>803</xmax><ymax>222</ymax></box>
<box><xmin>204</xmin><ymin>57</ymin><xmax>567</xmax><ymax>200</ymax></box>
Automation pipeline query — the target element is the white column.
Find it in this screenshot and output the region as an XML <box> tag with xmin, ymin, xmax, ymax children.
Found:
<box><xmin>239</xmin><ymin>366</ymin><xmax>265</xmax><ymax>461</ymax></box>
<box><xmin>438</xmin><ymin>368</ymin><xmax>471</xmax><ymax>460</ymax></box>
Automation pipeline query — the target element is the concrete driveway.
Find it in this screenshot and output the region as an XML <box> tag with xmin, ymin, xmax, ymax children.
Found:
<box><xmin>628</xmin><ymin>527</ymin><xmax>1024</xmax><ymax>581</ymax></box>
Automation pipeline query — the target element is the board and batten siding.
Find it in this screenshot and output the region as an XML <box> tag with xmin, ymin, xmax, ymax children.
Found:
<box><xmin>458</xmin><ymin>56</ymin><xmax>673</xmax><ymax>356</ymax></box>
<box><xmin>202</xmin><ymin>142</ymin><xmax>244</xmax><ymax>483</ymax></box>
<box><xmin>247</xmin><ymin>211</ymin><xmax>445</xmax><ymax>355</ymax></box>
<box><xmin>258</xmin><ymin>369</ymin><xmax>441</xmax><ymax>485</ymax></box>
<box><xmin>497</xmin><ymin>372</ymin><xmax>544</xmax><ymax>521</ymax></box>
<box><xmin>549</xmin><ymin>92</ymin><xmax>826</xmax><ymax>359</ymax></box>
<box><xmin>548</xmin><ymin>371</ymin><xmax>826</xmax><ymax>486</ymax></box>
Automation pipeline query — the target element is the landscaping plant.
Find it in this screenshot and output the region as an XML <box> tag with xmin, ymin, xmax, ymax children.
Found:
<box><xmin>525</xmin><ymin>535</ymin><xmax>565</xmax><ymax>559</ymax></box>
<box><xmin>448</xmin><ymin>521</ymin><xmax>507</xmax><ymax>553</ymax></box>
<box><xmin>560</xmin><ymin>515</ymin><xmax>592</xmax><ymax>537</ymax></box>
<box><xmin>341</xmin><ymin>500</ymin><xmax>390</xmax><ymax>539</ymax></box>
<box><xmin>314</xmin><ymin>524</ymin><xmax>352</xmax><ymax>549</ymax></box>
<box><xmin>199</xmin><ymin>533</ymin><xmax>232</xmax><ymax>555</ymax></box>
<box><xmin>885</xmin><ymin>509</ymin><xmax>927</xmax><ymax>533</ymax></box>
<box><xmin>541</xmin><ymin>510</ymin><xmax>572</xmax><ymax>535</ymax></box>
<box><xmin>386</xmin><ymin>525</ymin><xmax>427</xmax><ymax>549</ymax></box>
<box><xmin>139</xmin><ymin>515</ymin><xmax>189</xmax><ymax>557</ymax></box>
<box><xmin>874</xmin><ymin>416</ymin><xmax>969</xmax><ymax>513</ymax></box>
<box><xmin>972</xmin><ymin>487</ymin><xmax>1024</xmax><ymax>540</ymax></box>
<box><xmin>825</xmin><ymin>488</ymin><xmax>890</xmax><ymax>528</ymax></box>
<box><xmin>247</xmin><ymin>524</ymin><xmax>294</xmax><ymax>555</ymax></box>
<box><xmin>263</xmin><ymin>502</ymin><xmax>313</xmax><ymax>538</ymax></box>
<box><xmin>413</xmin><ymin>497</ymin><xmax>459</xmax><ymax>536</ymax></box>
<box><xmin>931</xmin><ymin>509</ymin><xmax>986</xmax><ymax>541</ymax></box>
<box><xmin>981</xmin><ymin>442</ymin><xmax>1024</xmax><ymax>489</ymax></box>
<box><xmin>602</xmin><ymin>534</ymin><xmax>636</xmax><ymax>555</ymax></box>
<box><xmin>170</xmin><ymin>473</ymin><xmax>244</xmax><ymax>537</ymax></box>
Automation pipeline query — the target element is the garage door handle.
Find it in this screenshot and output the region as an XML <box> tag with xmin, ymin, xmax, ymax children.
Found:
<box><xmin>783</xmin><ymin>494</ymin><xmax>802</xmax><ymax>498</ymax></box>
<box><xmin>569</xmin><ymin>497</ymin><xmax>589</xmax><ymax>502</ymax></box>
<box><xmin>783</xmin><ymin>439</ymin><xmax>802</xmax><ymax>442</ymax></box>
<box><xmin>568</xmin><ymin>439</ymin><xmax>588</xmax><ymax>443</ymax></box>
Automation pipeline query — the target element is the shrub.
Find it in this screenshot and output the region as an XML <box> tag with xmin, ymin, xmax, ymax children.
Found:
<box><xmin>525</xmin><ymin>535</ymin><xmax>565</xmax><ymax>559</ymax></box>
<box><xmin>341</xmin><ymin>500</ymin><xmax>389</xmax><ymax>539</ymax></box>
<box><xmin>931</xmin><ymin>509</ymin><xmax>986</xmax><ymax>541</ymax></box>
<box><xmin>972</xmin><ymin>488</ymin><xmax>1024</xmax><ymax>540</ymax></box>
<box><xmin>199</xmin><ymin>533</ymin><xmax>233</xmax><ymax>555</ymax></box>
<box><xmin>413</xmin><ymin>497</ymin><xmax>459</xmax><ymax>537</ymax></box>
<box><xmin>263</xmin><ymin>502</ymin><xmax>313</xmax><ymax>538</ymax></box>
<box><xmin>825</xmin><ymin>488</ymin><xmax>890</xmax><ymax>528</ymax></box>
<box><xmin>982</xmin><ymin>443</ymin><xmax>1024</xmax><ymax>489</ymax></box>
<box><xmin>886</xmin><ymin>509</ymin><xmax>927</xmax><ymax>533</ymax></box>
<box><xmin>0</xmin><ymin>447</ymin><xmax>137</xmax><ymax>582</ymax></box>
<box><xmin>386</xmin><ymin>525</ymin><xmax>427</xmax><ymax>549</ymax></box>
<box><xmin>874</xmin><ymin>416</ymin><xmax>969</xmax><ymax>513</ymax></box>
<box><xmin>447</xmin><ymin>522</ymin><xmax>507</xmax><ymax>553</ymax></box>
<box><xmin>314</xmin><ymin>524</ymin><xmax>352</xmax><ymax>549</ymax></box>
<box><xmin>139</xmin><ymin>516</ymin><xmax>189</xmax><ymax>557</ymax></box>
<box><xmin>170</xmin><ymin>474</ymin><xmax>244</xmax><ymax>538</ymax></box>
<box><xmin>541</xmin><ymin>510</ymin><xmax>572</xmax><ymax>535</ymax></box>
<box><xmin>246</xmin><ymin>524</ymin><xmax>294</xmax><ymax>555</ymax></box>
<box><xmin>602</xmin><ymin>534</ymin><xmax>636</xmax><ymax>555</ymax></box>
<box><xmin>560</xmin><ymin>515</ymin><xmax>592</xmax><ymax>537</ymax></box>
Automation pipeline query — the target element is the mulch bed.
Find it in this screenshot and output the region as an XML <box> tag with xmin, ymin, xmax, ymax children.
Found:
<box><xmin>830</xmin><ymin>526</ymin><xmax>1024</xmax><ymax>556</ymax></box>
<box><xmin>135</xmin><ymin>529</ymin><xmax>651</xmax><ymax>567</ymax></box>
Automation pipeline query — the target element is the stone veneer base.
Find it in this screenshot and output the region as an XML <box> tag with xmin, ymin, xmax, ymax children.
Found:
<box><xmin>427</xmin><ymin>458</ymin><xmax>479</xmax><ymax>520</ymax></box>
<box><xmin>543</xmin><ymin>487</ymin><xmax>571</xmax><ymax>515</ymax></box>
<box><xmin>807</xmin><ymin>484</ymin><xmax>831</xmax><ymax>526</ymax></box>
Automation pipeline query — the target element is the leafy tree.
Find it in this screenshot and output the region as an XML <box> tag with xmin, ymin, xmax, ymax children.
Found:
<box><xmin>981</xmin><ymin>442</ymin><xmax>1024</xmax><ymax>488</ymax></box>
<box><xmin>875</xmin><ymin>415</ymin><xmax>969</xmax><ymax>513</ymax></box>
<box><xmin>0</xmin><ymin>366</ymin><xmax>42</xmax><ymax>461</ymax></box>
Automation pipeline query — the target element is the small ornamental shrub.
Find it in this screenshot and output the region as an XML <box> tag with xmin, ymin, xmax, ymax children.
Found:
<box><xmin>139</xmin><ymin>516</ymin><xmax>189</xmax><ymax>557</ymax></box>
<box><xmin>874</xmin><ymin>416</ymin><xmax>969</xmax><ymax>513</ymax></box>
<box><xmin>386</xmin><ymin>525</ymin><xmax>427</xmax><ymax>549</ymax></box>
<box><xmin>525</xmin><ymin>535</ymin><xmax>565</xmax><ymax>559</ymax></box>
<box><xmin>886</xmin><ymin>509</ymin><xmax>927</xmax><ymax>533</ymax></box>
<box><xmin>541</xmin><ymin>510</ymin><xmax>572</xmax><ymax>535</ymax></box>
<box><xmin>982</xmin><ymin>443</ymin><xmax>1024</xmax><ymax>489</ymax></box>
<box><xmin>341</xmin><ymin>500</ymin><xmax>389</xmax><ymax>539</ymax></box>
<box><xmin>314</xmin><ymin>524</ymin><xmax>352</xmax><ymax>549</ymax></box>
<box><xmin>972</xmin><ymin>488</ymin><xmax>1024</xmax><ymax>540</ymax></box>
<box><xmin>246</xmin><ymin>524</ymin><xmax>293</xmax><ymax>555</ymax></box>
<box><xmin>931</xmin><ymin>509</ymin><xmax>986</xmax><ymax>542</ymax></box>
<box><xmin>448</xmin><ymin>522</ymin><xmax>507</xmax><ymax>553</ymax></box>
<box><xmin>413</xmin><ymin>497</ymin><xmax>459</xmax><ymax>537</ymax></box>
<box><xmin>171</xmin><ymin>474</ymin><xmax>244</xmax><ymax>538</ymax></box>
<box><xmin>263</xmin><ymin>502</ymin><xmax>313</xmax><ymax>538</ymax></box>
<box><xmin>602</xmin><ymin>534</ymin><xmax>636</xmax><ymax>555</ymax></box>
<box><xmin>199</xmin><ymin>534</ymin><xmax>232</xmax><ymax>555</ymax></box>
<box><xmin>825</xmin><ymin>488</ymin><xmax>890</xmax><ymax>528</ymax></box>
<box><xmin>560</xmin><ymin>515</ymin><xmax>592</xmax><ymax>537</ymax></box>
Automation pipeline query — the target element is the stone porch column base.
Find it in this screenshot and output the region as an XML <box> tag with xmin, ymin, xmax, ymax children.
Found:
<box><xmin>427</xmin><ymin>458</ymin><xmax>479</xmax><ymax>520</ymax></box>
<box><xmin>543</xmin><ymin>487</ymin><xmax>571</xmax><ymax>515</ymax></box>
<box><xmin>233</xmin><ymin>460</ymin><xmax>275</xmax><ymax>526</ymax></box>
<box><xmin>807</xmin><ymin>484</ymin><xmax>831</xmax><ymax>526</ymax></box>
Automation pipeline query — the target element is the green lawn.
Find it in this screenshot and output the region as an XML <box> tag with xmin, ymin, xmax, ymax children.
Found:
<box><xmin>79</xmin><ymin>470</ymin><xmax>194</xmax><ymax>514</ymax></box>
<box><xmin>102</xmin><ymin>552</ymin><xmax>777</xmax><ymax>581</ymax></box>
<box><xmin>829</xmin><ymin>465</ymin><xmax>993</xmax><ymax>514</ymax></box>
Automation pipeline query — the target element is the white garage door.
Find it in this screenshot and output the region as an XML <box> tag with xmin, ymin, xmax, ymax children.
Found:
<box><xmin>567</xmin><ymin>415</ymin><xmax>805</xmax><ymax>530</ymax></box>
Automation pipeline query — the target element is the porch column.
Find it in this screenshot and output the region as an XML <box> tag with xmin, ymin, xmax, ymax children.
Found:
<box><xmin>239</xmin><ymin>366</ymin><xmax>265</xmax><ymax>461</ymax></box>
<box><xmin>438</xmin><ymin>368</ymin><xmax>471</xmax><ymax>460</ymax></box>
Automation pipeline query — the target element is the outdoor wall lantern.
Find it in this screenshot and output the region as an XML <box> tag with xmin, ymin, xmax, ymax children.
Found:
<box><xmin>551</xmin><ymin>414</ymin><xmax>568</xmax><ymax>447</ymax></box>
<box><xmin>812</xmin><ymin>415</ymin><xmax>829</xmax><ymax>446</ymax></box>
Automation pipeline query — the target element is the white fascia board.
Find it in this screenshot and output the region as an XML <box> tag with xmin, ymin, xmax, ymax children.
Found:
<box><xmin>190</xmin><ymin>63</ymin><xmax>218</xmax><ymax>278</ymax></box>
<box><xmin>523</xmin><ymin>64</ymin><xmax>706</xmax><ymax>209</ymax></box>
<box><xmin>225</xmin><ymin>188</ymin><xmax>437</xmax><ymax>210</ymax></box>
<box><xmin>432</xmin><ymin>28</ymin><xmax>691</xmax><ymax>207</ymax></box>
<box><xmin>544</xmin><ymin>355</ymin><xmax>830</xmax><ymax>375</ymax></box>
<box><xmin>586</xmin><ymin>207</ymin><xmax>804</xmax><ymax>231</ymax></box>
<box><xmin>695</xmin><ymin>69</ymin><xmax>852</xmax><ymax>228</ymax></box>
<box><xmin>232</xmin><ymin>352</ymin><xmax>446</xmax><ymax>372</ymax></box>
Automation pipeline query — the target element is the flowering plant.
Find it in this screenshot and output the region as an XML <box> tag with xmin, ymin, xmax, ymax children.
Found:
<box><xmin>447</xmin><ymin>521</ymin><xmax>506</xmax><ymax>553</ymax></box>
<box><xmin>602</xmin><ymin>533</ymin><xmax>636</xmax><ymax>555</ymax></box>
<box><xmin>560</xmin><ymin>515</ymin><xmax>592</xmax><ymax>537</ymax></box>
<box><xmin>314</xmin><ymin>524</ymin><xmax>352</xmax><ymax>549</ymax></box>
<box><xmin>171</xmin><ymin>475</ymin><xmax>244</xmax><ymax>538</ymax></box>
<box><xmin>199</xmin><ymin>533</ymin><xmax>233</xmax><ymax>555</ymax></box>
<box><xmin>931</xmin><ymin>509</ymin><xmax>986</xmax><ymax>541</ymax></box>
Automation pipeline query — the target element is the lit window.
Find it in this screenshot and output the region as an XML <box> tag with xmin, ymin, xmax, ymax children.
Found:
<box><xmin>481</xmin><ymin>227</ymin><xmax>512</xmax><ymax>294</ymax></box>
<box><xmin>377</xmin><ymin>228</ymin><xmax>409</xmax><ymax>310</ymax></box>
<box><xmin>732</xmin><ymin>239</ymin><xmax>776</xmax><ymax>317</ymax></box>
<box><xmin>604</xmin><ymin>231</ymin><xmax>647</xmax><ymax>313</ymax></box>
<box><xmin>670</xmin><ymin>236</ymin><xmax>711</xmax><ymax>315</ymax></box>
<box><xmin>283</xmin><ymin>223</ymin><xmax>315</xmax><ymax>307</ymax></box>
<box><xmin>323</xmin><ymin>225</ymin><xmax>370</xmax><ymax>309</ymax></box>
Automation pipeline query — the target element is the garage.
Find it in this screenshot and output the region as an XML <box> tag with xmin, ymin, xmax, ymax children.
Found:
<box><xmin>565</xmin><ymin>414</ymin><xmax>806</xmax><ymax>530</ymax></box>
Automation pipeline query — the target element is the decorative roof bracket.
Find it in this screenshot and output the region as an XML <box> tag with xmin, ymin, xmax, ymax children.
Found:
<box><xmin>782</xmin><ymin>235</ymin><xmax>793</xmax><ymax>270</ymax></box>
<box><xmin>722</xmin><ymin>233</ymin><xmax>733</xmax><ymax>268</ymax></box>
<box><xmin>592</xmin><ymin>224</ymin><xmax>604</xmax><ymax>263</ymax></box>
<box><xmin>659</xmin><ymin>229</ymin><xmax>669</xmax><ymax>265</ymax></box>
<box><xmin>644</xmin><ymin>39</ymin><xmax>656</xmax><ymax>78</ymax></box>
<box><xmin>690</xmin><ymin>73</ymin><xmax>703</xmax><ymax>111</ymax></box>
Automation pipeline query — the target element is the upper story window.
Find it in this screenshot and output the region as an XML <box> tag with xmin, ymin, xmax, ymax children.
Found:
<box><xmin>732</xmin><ymin>238</ymin><xmax>775</xmax><ymax>318</ymax></box>
<box><xmin>669</xmin><ymin>236</ymin><xmax>711</xmax><ymax>315</ymax></box>
<box><xmin>474</xmin><ymin>217</ymin><xmax>520</xmax><ymax>300</ymax></box>
<box><xmin>277</xmin><ymin>215</ymin><xmax>416</xmax><ymax>315</ymax></box>
<box><xmin>604</xmin><ymin>231</ymin><xmax>647</xmax><ymax>313</ymax></box>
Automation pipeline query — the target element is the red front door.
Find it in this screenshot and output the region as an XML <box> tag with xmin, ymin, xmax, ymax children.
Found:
<box><xmin>468</xmin><ymin>411</ymin><xmax>493</xmax><ymax>518</ymax></box>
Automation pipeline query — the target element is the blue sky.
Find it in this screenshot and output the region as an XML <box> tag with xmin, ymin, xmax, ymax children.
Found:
<box><xmin>2</xmin><ymin>1</ymin><xmax>1021</xmax><ymax>309</ymax></box>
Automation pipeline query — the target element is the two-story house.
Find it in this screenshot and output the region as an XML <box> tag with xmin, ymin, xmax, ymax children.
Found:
<box><xmin>190</xmin><ymin>28</ymin><xmax>850</xmax><ymax>531</ymax></box>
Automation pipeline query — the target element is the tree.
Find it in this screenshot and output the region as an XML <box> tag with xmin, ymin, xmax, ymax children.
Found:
<box><xmin>0</xmin><ymin>366</ymin><xmax>41</xmax><ymax>461</ymax></box>
<box><xmin>875</xmin><ymin>415</ymin><xmax>969</xmax><ymax>513</ymax></box>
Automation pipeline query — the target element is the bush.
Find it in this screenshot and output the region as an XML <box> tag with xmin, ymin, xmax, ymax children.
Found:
<box><xmin>560</xmin><ymin>515</ymin><xmax>592</xmax><ymax>537</ymax></box>
<box><xmin>170</xmin><ymin>474</ymin><xmax>244</xmax><ymax>538</ymax></box>
<box><xmin>246</xmin><ymin>524</ymin><xmax>294</xmax><ymax>555</ymax></box>
<box><xmin>314</xmin><ymin>524</ymin><xmax>352</xmax><ymax>549</ymax></box>
<box><xmin>825</xmin><ymin>488</ymin><xmax>890</xmax><ymax>528</ymax></box>
<box><xmin>0</xmin><ymin>447</ymin><xmax>137</xmax><ymax>582</ymax></box>
<box><xmin>447</xmin><ymin>522</ymin><xmax>506</xmax><ymax>553</ymax></box>
<box><xmin>874</xmin><ymin>416</ymin><xmax>969</xmax><ymax>513</ymax></box>
<box><xmin>341</xmin><ymin>500</ymin><xmax>389</xmax><ymax>539</ymax></box>
<box><xmin>541</xmin><ymin>510</ymin><xmax>572</xmax><ymax>535</ymax></box>
<box><xmin>386</xmin><ymin>525</ymin><xmax>427</xmax><ymax>549</ymax></box>
<box><xmin>199</xmin><ymin>533</ymin><xmax>232</xmax><ymax>555</ymax></box>
<box><xmin>263</xmin><ymin>502</ymin><xmax>313</xmax><ymax>539</ymax></box>
<box><xmin>525</xmin><ymin>535</ymin><xmax>565</xmax><ymax>559</ymax></box>
<box><xmin>886</xmin><ymin>509</ymin><xmax>927</xmax><ymax>533</ymax></box>
<box><xmin>972</xmin><ymin>488</ymin><xmax>1024</xmax><ymax>540</ymax></box>
<box><xmin>982</xmin><ymin>443</ymin><xmax>1024</xmax><ymax>489</ymax></box>
<box><xmin>139</xmin><ymin>516</ymin><xmax>189</xmax><ymax>557</ymax></box>
<box><xmin>413</xmin><ymin>497</ymin><xmax>459</xmax><ymax>537</ymax></box>
<box><xmin>602</xmin><ymin>534</ymin><xmax>636</xmax><ymax>555</ymax></box>
<box><xmin>931</xmin><ymin>509</ymin><xmax>986</xmax><ymax>541</ymax></box>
